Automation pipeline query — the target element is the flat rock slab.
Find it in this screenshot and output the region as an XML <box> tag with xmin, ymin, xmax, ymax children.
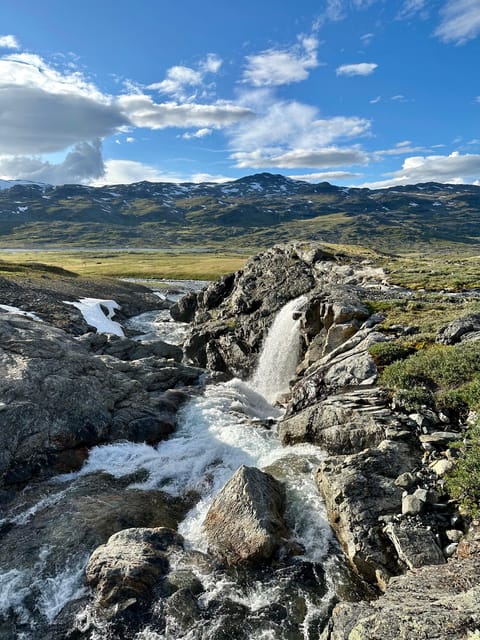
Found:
<box><xmin>203</xmin><ymin>465</ymin><xmax>289</xmax><ymax>565</ymax></box>
<box><xmin>320</xmin><ymin>557</ymin><xmax>480</xmax><ymax>640</ymax></box>
<box><xmin>383</xmin><ymin>522</ymin><xmax>445</xmax><ymax>570</ymax></box>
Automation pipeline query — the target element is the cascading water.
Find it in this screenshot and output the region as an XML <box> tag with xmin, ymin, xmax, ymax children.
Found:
<box><xmin>251</xmin><ymin>295</ymin><xmax>306</xmax><ymax>403</ymax></box>
<box><xmin>0</xmin><ymin>290</ymin><xmax>353</xmax><ymax>640</ymax></box>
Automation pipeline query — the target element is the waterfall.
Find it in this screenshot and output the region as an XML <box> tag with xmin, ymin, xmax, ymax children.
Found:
<box><xmin>251</xmin><ymin>295</ymin><xmax>306</xmax><ymax>403</ymax></box>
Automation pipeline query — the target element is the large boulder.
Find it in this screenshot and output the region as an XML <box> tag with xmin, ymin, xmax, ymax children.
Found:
<box><xmin>203</xmin><ymin>465</ymin><xmax>290</xmax><ymax>564</ymax></box>
<box><xmin>436</xmin><ymin>312</ymin><xmax>480</xmax><ymax>345</ymax></box>
<box><xmin>0</xmin><ymin>315</ymin><xmax>202</xmax><ymax>485</ymax></box>
<box><xmin>85</xmin><ymin>527</ymin><xmax>183</xmax><ymax>615</ymax></box>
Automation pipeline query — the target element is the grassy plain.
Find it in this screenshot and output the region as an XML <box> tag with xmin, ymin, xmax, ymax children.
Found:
<box><xmin>0</xmin><ymin>250</ymin><xmax>250</xmax><ymax>280</ymax></box>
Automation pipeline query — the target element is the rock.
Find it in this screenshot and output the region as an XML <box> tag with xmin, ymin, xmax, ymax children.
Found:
<box><xmin>419</xmin><ymin>431</ymin><xmax>460</xmax><ymax>446</ymax></box>
<box><xmin>316</xmin><ymin>440</ymin><xmax>418</xmax><ymax>584</ymax></box>
<box><xmin>170</xmin><ymin>290</ymin><xmax>199</xmax><ymax>322</ymax></box>
<box><xmin>279</xmin><ymin>388</ymin><xmax>389</xmax><ymax>454</ymax></box>
<box><xmin>444</xmin><ymin>543</ymin><xmax>458</xmax><ymax>557</ymax></box>
<box><xmin>446</xmin><ymin>529</ymin><xmax>464</xmax><ymax>543</ymax></box>
<box><xmin>163</xmin><ymin>588</ymin><xmax>202</xmax><ymax>635</ymax></box>
<box><xmin>0</xmin><ymin>315</ymin><xmax>202</xmax><ymax>485</ymax></box>
<box><xmin>78</xmin><ymin>332</ymin><xmax>183</xmax><ymax>362</ymax></box>
<box><xmin>394</xmin><ymin>472</ymin><xmax>416</xmax><ymax>490</ymax></box>
<box><xmin>437</xmin><ymin>313</ymin><xmax>480</xmax><ymax>345</ymax></box>
<box><xmin>402</xmin><ymin>494</ymin><xmax>423</xmax><ymax>516</ymax></box>
<box><xmin>184</xmin><ymin>244</ymin><xmax>326</xmax><ymax>376</ymax></box>
<box><xmin>320</xmin><ymin>557</ymin><xmax>480</xmax><ymax>640</ymax></box>
<box><xmin>430</xmin><ymin>458</ymin><xmax>454</xmax><ymax>477</ymax></box>
<box><xmin>203</xmin><ymin>465</ymin><xmax>289</xmax><ymax>564</ymax></box>
<box><xmin>85</xmin><ymin>527</ymin><xmax>183</xmax><ymax>615</ymax></box>
<box><xmin>383</xmin><ymin>522</ymin><xmax>445</xmax><ymax>569</ymax></box>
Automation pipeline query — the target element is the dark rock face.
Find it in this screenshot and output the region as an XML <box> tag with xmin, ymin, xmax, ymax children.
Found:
<box><xmin>0</xmin><ymin>315</ymin><xmax>202</xmax><ymax>485</ymax></box>
<box><xmin>183</xmin><ymin>244</ymin><xmax>330</xmax><ymax>377</ymax></box>
<box><xmin>203</xmin><ymin>465</ymin><xmax>290</xmax><ymax>564</ymax></box>
<box><xmin>78</xmin><ymin>332</ymin><xmax>183</xmax><ymax>362</ymax></box>
<box><xmin>320</xmin><ymin>557</ymin><xmax>480</xmax><ymax>640</ymax></box>
<box><xmin>85</xmin><ymin>527</ymin><xmax>184</xmax><ymax>615</ymax></box>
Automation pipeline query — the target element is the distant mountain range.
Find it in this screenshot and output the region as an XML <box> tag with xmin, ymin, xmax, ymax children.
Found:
<box><xmin>0</xmin><ymin>173</ymin><xmax>479</xmax><ymax>252</ymax></box>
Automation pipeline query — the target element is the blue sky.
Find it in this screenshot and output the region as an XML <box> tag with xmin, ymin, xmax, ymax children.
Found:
<box><xmin>0</xmin><ymin>0</ymin><xmax>479</xmax><ymax>187</ymax></box>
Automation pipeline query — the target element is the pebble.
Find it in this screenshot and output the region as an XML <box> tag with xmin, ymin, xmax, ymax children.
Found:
<box><xmin>443</xmin><ymin>543</ymin><xmax>458</xmax><ymax>558</ymax></box>
<box><xmin>446</xmin><ymin>529</ymin><xmax>463</xmax><ymax>543</ymax></box>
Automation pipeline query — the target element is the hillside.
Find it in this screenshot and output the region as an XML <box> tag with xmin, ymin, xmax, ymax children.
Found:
<box><xmin>0</xmin><ymin>173</ymin><xmax>479</xmax><ymax>252</ymax></box>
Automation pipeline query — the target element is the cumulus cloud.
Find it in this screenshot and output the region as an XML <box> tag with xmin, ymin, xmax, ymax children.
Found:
<box><xmin>0</xmin><ymin>53</ymin><xmax>127</xmax><ymax>154</ymax></box>
<box><xmin>119</xmin><ymin>94</ymin><xmax>253</xmax><ymax>129</ymax></box>
<box><xmin>242</xmin><ymin>35</ymin><xmax>319</xmax><ymax>86</ymax></box>
<box><xmin>288</xmin><ymin>170</ymin><xmax>363</xmax><ymax>182</ymax></box>
<box><xmin>359</xmin><ymin>151</ymin><xmax>480</xmax><ymax>188</ymax></box>
<box><xmin>0</xmin><ymin>35</ymin><xmax>20</xmax><ymax>49</ymax></box>
<box><xmin>435</xmin><ymin>0</ymin><xmax>480</xmax><ymax>44</ymax></box>
<box><xmin>0</xmin><ymin>140</ymin><xmax>105</xmax><ymax>184</ymax></box>
<box><xmin>148</xmin><ymin>53</ymin><xmax>222</xmax><ymax>100</ymax></box>
<box><xmin>232</xmin><ymin>147</ymin><xmax>368</xmax><ymax>169</ymax></box>
<box><xmin>336</xmin><ymin>62</ymin><xmax>378</xmax><ymax>76</ymax></box>
<box><xmin>91</xmin><ymin>159</ymin><xmax>181</xmax><ymax>186</ymax></box>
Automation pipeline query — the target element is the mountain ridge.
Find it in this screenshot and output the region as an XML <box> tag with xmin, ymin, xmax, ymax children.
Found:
<box><xmin>0</xmin><ymin>172</ymin><xmax>479</xmax><ymax>251</ymax></box>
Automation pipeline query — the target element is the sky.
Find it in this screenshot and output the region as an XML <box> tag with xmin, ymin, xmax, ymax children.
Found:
<box><xmin>0</xmin><ymin>0</ymin><xmax>479</xmax><ymax>188</ymax></box>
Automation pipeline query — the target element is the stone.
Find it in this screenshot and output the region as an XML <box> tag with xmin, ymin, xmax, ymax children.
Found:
<box><xmin>446</xmin><ymin>529</ymin><xmax>464</xmax><ymax>543</ymax></box>
<box><xmin>437</xmin><ymin>313</ymin><xmax>480</xmax><ymax>345</ymax></box>
<box><xmin>394</xmin><ymin>472</ymin><xmax>416</xmax><ymax>490</ymax></box>
<box><xmin>430</xmin><ymin>459</ymin><xmax>454</xmax><ymax>477</ymax></box>
<box><xmin>85</xmin><ymin>527</ymin><xmax>183</xmax><ymax>615</ymax></box>
<box><xmin>444</xmin><ymin>543</ymin><xmax>458</xmax><ymax>557</ymax></box>
<box><xmin>383</xmin><ymin>522</ymin><xmax>445</xmax><ymax>570</ymax></box>
<box><xmin>402</xmin><ymin>494</ymin><xmax>423</xmax><ymax>516</ymax></box>
<box><xmin>203</xmin><ymin>465</ymin><xmax>289</xmax><ymax>565</ymax></box>
<box><xmin>419</xmin><ymin>431</ymin><xmax>460</xmax><ymax>446</ymax></box>
<box><xmin>320</xmin><ymin>557</ymin><xmax>480</xmax><ymax>640</ymax></box>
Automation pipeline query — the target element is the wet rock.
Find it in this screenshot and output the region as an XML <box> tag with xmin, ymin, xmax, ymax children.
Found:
<box><xmin>78</xmin><ymin>332</ymin><xmax>183</xmax><ymax>362</ymax></box>
<box><xmin>203</xmin><ymin>465</ymin><xmax>290</xmax><ymax>564</ymax></box>
<box><xmin>85</xmin><ymin>527</ymin><xmax>183</xmax><ymax>615</ymax></box>
<box><xmin>383</xmin><ymin>522</ymin><xmax>445</xmax><ymax>569</ymax></box>
<box><xmin>163</xmin><ymin>588</ymin><xmax>203</xmax><ymax>634</ymax></box>
<box><xmin>170</xmin><ymin>290</ymin><xmax>199</xmax><ymax>322</ymax></box>
<box><xmin>0</xmin><ymin>316</ymin><xmax>202</xmax><ymax>485</ymax></box>
<box><xmin>320</xmin><ymin>557</ymin><xmax>480</xmax><ymax>640</ymax></box>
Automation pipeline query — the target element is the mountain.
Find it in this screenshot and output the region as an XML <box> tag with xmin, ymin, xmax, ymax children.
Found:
<box><xmin>0</xmin><ymin>172</ymin><xmax>479</xmax><ymax>252</ymax></box>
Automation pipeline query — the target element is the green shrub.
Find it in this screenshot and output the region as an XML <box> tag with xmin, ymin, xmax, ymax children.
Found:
<box><xmin>445</xmin><ymin>420</ymin><xmax>480</xmax><ymax>518</ymax></box>
<box><xmin>380</xmin><ymin>341</ymin><xmax>480</xmax><ymax>412</ymax></box>
<box><xmin>369</xmin><ymin>340</ymin><xmax>416</xmax><ymax>367</ymax></box>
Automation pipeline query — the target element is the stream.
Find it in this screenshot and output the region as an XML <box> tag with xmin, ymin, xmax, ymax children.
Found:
<box><xmin>0</xmin><ymin>285</ymin><xmax>359</xmax><ymax>640</ymax></box>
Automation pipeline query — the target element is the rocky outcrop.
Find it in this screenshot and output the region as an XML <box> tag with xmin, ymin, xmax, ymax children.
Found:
<box><xmin>436</xmin><ymin>312</ymin><xmax>480</xmax><ymax>344</ymax></box>
<box><xmin>203</xmin><ymin>465</ymin><xmax>290</xmax><ymax>564</ymax></box>
<box><xmin>86</xmin><ymin>527</ymin><xmax>184</xmax><ymax>615</ymax></box>
<box><xmin>0</xmin><ymin>315</ymin><xmax>202</xmax><ymax>485</ymax></box>
<box><xmin>0</xmin><ymin>274</ymin><xmax>165</xmax><ymax>334</ymax></box>
<box><xmin>183</xmin><ymin>244</ymin><xmax>332</xmax><ymax>376</ymax></box>
<box><xmin>78</xmin><ymin>332</ymin><xmax>183</xmax><ymax>362</ymax></box>
<box><xmin>320</xmin><ymin>557</ymin><xmax>480</xmax><ymax>639</ymax></box>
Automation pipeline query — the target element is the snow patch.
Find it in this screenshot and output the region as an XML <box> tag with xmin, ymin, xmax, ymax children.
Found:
<box><xmin>64</xmin><ymin>298</ymin><xmax>124</xmax><ymax>336</ymax></box>
<box><xmin>0</xmin><ymin>304</ymin><xmax>42</xmax><ymax>321</ymax></box>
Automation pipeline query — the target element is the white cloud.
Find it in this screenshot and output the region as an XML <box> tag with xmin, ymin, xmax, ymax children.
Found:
<box><xmin>435</xmin><ymin>0</ymin><xmax>480</xmax><ymax>44</ymax></box>
<box><xmin>360</xmin><ymin>32</ymin><xmax>375</xmax><ymax>44</ymax></box>
<box><xmin>359</xmin><ymin>151</ymin><xmax>480</xmax><ymax>187</ymax></box>
<box><xmin>182</xmin><ymin>127</ymin><xmax>212</xmax><ymax>139</ymax></box>
<box><xmin>126</xmin><ymin>136</ymin><xmax>135</xmax><ymax>143</ymax></box>
<box><xmin>232</xmin><ymin>147</ymin><xmax>368</xmax><ymax>169</ymax></box>
<box><xmin>0</xmin><ymin>140</ymin><xmax>104</xmax><ymax>184</ymax></box>
<box><xmin>230</xmin><ymin>97</ymin><xmax>370</xmax><ymax>152</ymax></box>
<box><xmin>242</xmin><ymin>35</ymin><xmax>319</xmax><ymax>86</ymax></box>
<box><xmin>336</xmin><ymin>62</ymin><xmax>378</xmax><ymax>76</ymax></box>
<box><xmin>288</xmin><ymin>170</ymin><xmax>363</xmax><ymax>182</ymax></box>
<box><xmin>0</xmin><ymin>35</ymin><xmax>20</xmax><ymax>49</ymax></box>
<box><xmin>91</xmin><ymin>159</ymin><xmax>181</xmax><ymax>185</ymax></box>
<box><xmin>397</xmin><ymin>0</ymin><xmax>429</xmax><ymax>19</ymax></box>
<box><xmin>119</xmin><ymin>94</ymin><xmax>253</xmax><ymax>129</ymax></box>
<box><xmin>191</xmin><ymin>172</ymin><xmax>232</xmax><ymax>183</ymax></box>
<box><xmin>370</xmin><ymin>96</ymin><xmax>382</xmax><ymax>104</ymax></box>
<box><xmin>148</xmin><ymin>53</ymin><xmax>222</xmax><ymax>100</ymax></box>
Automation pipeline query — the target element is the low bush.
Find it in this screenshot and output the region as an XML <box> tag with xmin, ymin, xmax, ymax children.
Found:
<box><xmin>446</xmin><ymin>419</ymin><xmax>480</xmax><ymax>518</ymax></box>
<box><xmin>369</xmin><ymin>340</ymin><xmax>416</xmax><ymax>367</ymax></box>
